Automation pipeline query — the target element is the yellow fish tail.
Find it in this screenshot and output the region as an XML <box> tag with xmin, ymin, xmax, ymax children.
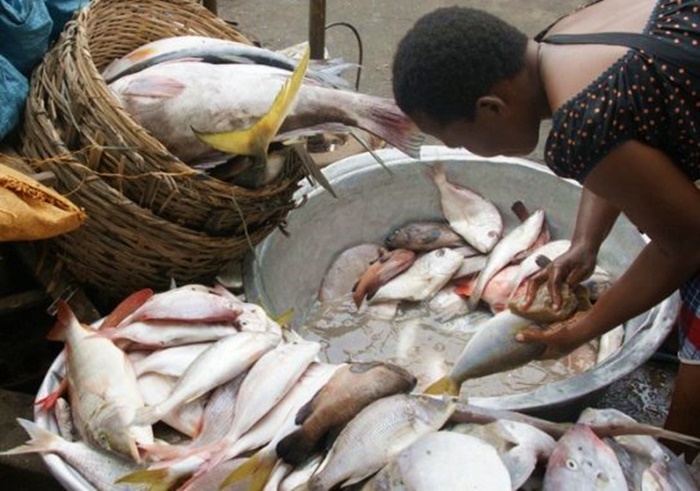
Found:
<box><xmin>194</xmin><ymin>47</ymin><xmax>311</xmax><ymax>159</ymax></box>
<box><xmin>423</xmin><ymin>376</ymin><xmax>460</xmax><ymax>397</ymax></box>
<box><xmin>219</xmin><ymin>451</ymin><xmax>276</xmax><ymax>491</ymax></box>
<box><xmin>116</xmin><ymin>468</ymin><xmax>180</xmax><ymax>491</ymax></box>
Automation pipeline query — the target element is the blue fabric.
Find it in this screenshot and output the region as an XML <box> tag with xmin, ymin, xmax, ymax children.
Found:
<box><xmin>0</xmin><ymin>54</ymin><xmax>29</xmax><ymax>140</ymax></box>
<box><xmin>0</xmin><ymin>0</ymin><xmax>53</xmax><ymax>76</ymax></box>
<box><xmin>44</xmin><ymin>0</ymin><xmax>87</xmax><ymax>40</ymax></box>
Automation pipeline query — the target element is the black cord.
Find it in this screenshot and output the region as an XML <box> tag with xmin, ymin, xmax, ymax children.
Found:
<box><xmin>324</xmin><ymin>21</ymin><xmax>363</xmax><ymax>91</ymax></box>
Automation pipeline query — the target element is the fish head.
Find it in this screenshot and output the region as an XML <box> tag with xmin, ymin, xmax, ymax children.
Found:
<box><xmin>544</xmin><ymin>424</ymin><xmax>626</xmax><ymax>490</ymax></box>
<box><xmin>88</xmin><ymin>404</ymin><xmax>147</xmax><ymax>462</ymax></box>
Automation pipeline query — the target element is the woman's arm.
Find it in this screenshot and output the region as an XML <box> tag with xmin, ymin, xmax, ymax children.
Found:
<box><xmin>518</xmin><ymin>140</ymin><xmax>700</xmax><ymax>358</ymax></box>
<box><xmin>525</xmin><ymin>187</ymin><xmax>620</xmax><ymax>309</ymax></box>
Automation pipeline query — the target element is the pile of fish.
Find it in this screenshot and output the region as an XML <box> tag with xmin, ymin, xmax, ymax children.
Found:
<box><xmin>103</xmin><ymin>35</ymin><xmax>424</xmax><ymax>190</ymax></box>
<box><xmin>316</xmin><ymin>162</ymin><xmax>623</xmax><ymax>396</ymax></box>
<box><xmin>2</xmin><ymin>283</ymin><xmax>700</xmax><ymax>490</ymax></box>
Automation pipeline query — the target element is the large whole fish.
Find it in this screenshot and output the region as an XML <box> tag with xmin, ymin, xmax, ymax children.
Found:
<box><xmin>108</xmin><ymin>61</ymin><xmax>424</xmax><ymax>165</ymax></box>
<box><xmin>363</xmin><ymin>431</ymin><xmax>512</xmax><ymax>490</ymax></box>
<box><xmin>384</xmin><ymin>220</ymin><xmax>470</xmax><ymax>251</ymax></box>
<box><xmin>543</xmin><ymin>424</ymin><xmax>627</xmax><ymax>490</ymax></box>
<box><xmin>276</xmin><ymin>361</ymin><xmax>417</xmax><ymax>466</ymax></box>
<box><xmin>46</xmin><ymin>302</ymin><xmax>153</xmax><ymax>461</ymax></box>
<box><xmin>308</xmin><ymin>394</ymin><xmax>455</xmax><ymax>490</ymax></box>
<box><xmin>102</xmin><ymin>35</ymin><xmax>353</xmax><ymax>88</ymax></box>
<box><xmin>425</xmin><ymin>310</ymin><xmax>545</xmax><ymax>396</ymax></box>
<box><xmin>427</xmin><ymin>163</ymin><xmax>503</xmax><ymax>254</ymax></box>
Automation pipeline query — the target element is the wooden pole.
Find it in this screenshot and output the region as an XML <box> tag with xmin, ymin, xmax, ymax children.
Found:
<box><xmin>309</xmin><ymin>0</ymin><xmax>326</xmax><ymax>60</ymax></box>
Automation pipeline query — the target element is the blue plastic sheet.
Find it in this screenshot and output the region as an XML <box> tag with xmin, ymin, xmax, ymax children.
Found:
<box><xmin>0</xmin><ymin>54</ymin><xmax>29</xmax><ymax>140</ymax></box>
<box><xmin>0</xmin><ymin>0</ymin><xmax>87</xmax><ymax>140</ymax></box>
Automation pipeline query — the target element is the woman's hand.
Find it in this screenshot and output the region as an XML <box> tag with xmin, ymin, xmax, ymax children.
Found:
<box><xmin>523</xmin><ymin>243</ymin><xmax>598</xmax><ymax>310</ymax></box>
<box><xmin>515</xmin><ymin>311</ymin><xmax>590</xmax><ymax>360</ymax></box>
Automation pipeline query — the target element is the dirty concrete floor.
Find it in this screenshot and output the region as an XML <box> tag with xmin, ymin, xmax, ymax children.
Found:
<box><xmin>1</xmin><ymin>0</ymin><xmax>679</xmax><ymax>487</ymax></box>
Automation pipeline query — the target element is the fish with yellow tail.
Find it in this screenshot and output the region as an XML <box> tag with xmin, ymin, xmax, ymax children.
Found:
<box><xmin>424</xmin><ymin>309</ymin><xmax>545</xmax><ymax>397</ymax></box>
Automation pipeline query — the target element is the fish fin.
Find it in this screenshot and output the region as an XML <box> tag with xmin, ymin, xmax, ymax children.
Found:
<box><xmin>116</xmin><ymin>468</ymin><xmax>180</xmax><ymax>491</ymax></box>
<box><xmin>133</xmin><ymin>405</ymin><xmax>163</xmax><ymax>427</ymax></box>
<box><xmin>294</xmin><ymin>393</ymin><xmax>318</xmax><ymax>425</ymax></box>
<box><xmin>273</xmin><ymin>308</ymin><xmax>295</xmax><ymax>329</ymax></box>
<box><xmin>356</xmin><ymin>99</ymin><xmax>425</xmax><ymax>159</ymax></box>
<box><xmin>289</xmin><ymin>142</ymin><xmax>337</xmax><ymax>198</ymax></box>
<box><xmin>46</xmin><ymin>301</ymin><xmax>78</xmax><ymax>341</ymax></box>
<box><xmin>218</xmin><ymin>451</ymin><xmax>277</xmax><ymax>491</ymax></box>
<box><xmin>193</xmin><ymin>46</ymin><xmax>310</xmax><ymax>158</ymax></box>
<box><xmin>0</xmin><ymin>419</ymin><xmax>59</xmax><ymax>455</ymax></box>
<box><xmin>102</xmin><ymin>288</ymin><xmax>154</xmax><ymax>329</ymax></box>
<box><xmin>423</xmin><ymin>376</ymin><xmax>460</xmax><ymax>397</ymax></box>
<box><xmin>122</xmin><ymin>75</ymin><xmax>187</xmax><ymax>98</ymax></box>
<box><xmin>276</xmin><ymin>429</ymin><xmax>317</xmax><ymax>466</ymax></box>
<box><xmin>35</xmin><ymin>376</ymin><xmax>68</xmax><ymax>412</ymax></box>
<box><xmin>348</xmin><ymin>129</ymin><xmax>393</xmax><ymax>175</ymax></box>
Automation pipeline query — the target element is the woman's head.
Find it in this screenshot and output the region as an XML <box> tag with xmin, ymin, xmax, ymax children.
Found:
<box><xmin>392</xmin><ymin>7</ymin><xmax>541</xmax><ymax>157</ymax></box>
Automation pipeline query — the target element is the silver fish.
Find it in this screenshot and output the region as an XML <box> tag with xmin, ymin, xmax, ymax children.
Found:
<box><xmin>136</xmin><ymin>373</ymin><xmax>204</xmax><ymax>437</ymax></box>
<box><xmin>102</xmin><ymin>35</ymin><xmax>352</xmax><ymax>88</ymax></box>
<box><xmin>131</xmin><ymin>342</ymin><xmax>212</xmax><ymax>377</ymax></box>
<box><xmin>2</xmin><ymin>419</ymin><xmax>143</xmax><ymax>491</ymax></box>
<box><xmin>427</xmin><ymin>163</ymin><xmax>503</xmax><ymax>254</ymax></box>
<box><xmin>452</xmin><ymin>420</ymin><xmax>556</xmax><ymax>489</ymax></box>
<box><xmin>467</xmin><ymin>209</ymin><xmax>545</xmax><ymax>310</ymax></box>
<box><xmin>309</xmin><ymin>394</ymin><xmax>455</xmax><ymax>490</ymax></box>
<box><xmin>425</xmin><ymin>310</ymin><xmax>544</xmax><ymax>396</ymax></box>
<box><xmin>507</xmin><ymin>239</ymin><xmax>571</xmax><ymax>300</ymax></box>
<box><xmin>364</xmin><ymin>431</ymin><xmax>512</xmax><ymax>490</ymax></box>
<box><xmin>135</xmin><ymin>331</ymin><xmax>280</xmax><ymax>426</ymax></box>
<box><xmin>109</xmin><ymin>62</ymin><xmax>424</xmax><ymax>165</ymax></box>
<box><xmin>384</xmin><ymin>221</ymin><xmax>469</xmax><ymax>251</ymax></box>
<box><xmin>370</xmin><ymin>248</ymin><xmax>464</xmax><ymax>304</ymax></box>
<box><xmin>544</xmin><ymin>424</ymin><xmax>627</xmax><ymax>491</ymax></box>
<box><xmin>102</xmin><ymin>321</ymin><xmax>238</xmax><ymax>350</ymax></box>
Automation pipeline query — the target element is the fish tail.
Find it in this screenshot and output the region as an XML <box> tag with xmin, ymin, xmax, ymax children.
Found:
<box><xmin>116</xmin><ymin>467</ymin><xmax>181</xmax><ymax>491</ymax></box>
<box><xmin>193</xmin><ymin>46</ymin><xmax>311</xmax><ymax>159</ymax></box>
<box><xmin>0</xmin><ymin>419</ymin><xmax>59</xmax><ymax>455</ymax></box>
<box><xmin>357</xmin><ymin>98</ymin><xmax>424</xmax><ymax>159</ymax></box>
<box><xmin>46</xmin><ymin>301</ymin><xmax>77</xmax><ymax>341</ymax></box>
<box><xmin>275</xmin><ymin>430</ymin><xmax>317</xmax><ymax>466</ymax></box>
<box><xmin>134</xmin><ymin>405</ymin><xmax>164</xmax><ymax>427</ymax></box>
<box><xmin>423</xmin><ymin>376</ymin><xmax>460</xmax><ymax>397</ymax></box>
<box><xmin>218</xmin><ymin>450</ymin><xmax>277</xmax><ymax>491</ymax></box>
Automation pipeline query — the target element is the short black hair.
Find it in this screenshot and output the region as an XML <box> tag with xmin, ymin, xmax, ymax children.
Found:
<box><xmin>392</xmin><ymin>7</ymin><xmax>528</xmax><ymax>124</ymax></box>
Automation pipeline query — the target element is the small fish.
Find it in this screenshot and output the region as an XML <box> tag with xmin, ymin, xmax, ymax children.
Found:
<box><xmin>319</xmin><ymin>243</ymin><xmax>383</xmax><ymax>303</ymax></box>
<box><xmin>424</xmin><ymin>310</ymin><xmax>545</xmax><ymax>396</ymax></box>
<box><xmin>134</xmin><ymin>331</ymin><xmax>280</xmax><ymax>426</ymax></box>
<box><xmin>467</xmin><ymin>209</ymin><xmax>545</xmax><ymax>310</ymax></box>
<box><xmin>308</xmin><ymin>394</ymin><xmax>455</xmax><ymax>490</ymax></box>
<box><xmin>276</xmin><ymin>361</ymin><xmax>417</xmax><ymax>466</ymax></box>
<box><xmin>510</xmin><ymin>200</ymin><xmax>552</xmax><ymax>263</ymax></box>
<box><xmin>364</xmin><ymin>431</ymin><xmax>512</xmax><ymax>490</ymax></box>
<box><xmin>352</xmin><ymin>248</ymin><xmax>416</xmax><ymax>308</ymax></box>
<box><xmin>131</xmin><ymin>342</ymin><xmax>213</xmax><ymax>377</ymax></box>
<box><xmin>384</xmin><ymin>220</ymin><xmax>469</xmax><ymax>251</ymax></box>
<box><xmin>369</xmin><ymin>247</ymin><xmax>464</xmax><ymax>304</ymax></box>
<box><xmin>1</xmin><ymin>419</ymin><xmax>144</xmax><ymax>491</ymax></box>
<box><xmin>543</xmin><ymin>424</ymin><xmax>627</xmax><ymax>490</ymax></box>
<box><xmin>101</xmin><ymin>321</ymin><xmax>239</xmax><ymax>350</ymax></box>
<box><xmin>427</xmin><ymin>163</ymin><xmax>503</xmax><ymax>254</ymax></box>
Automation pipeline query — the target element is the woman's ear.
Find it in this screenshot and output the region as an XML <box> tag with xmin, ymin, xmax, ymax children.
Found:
<box><xmin>475</xmin><ymin>95</ymin><xmax>507</xmax><ymax>118</ymax></box>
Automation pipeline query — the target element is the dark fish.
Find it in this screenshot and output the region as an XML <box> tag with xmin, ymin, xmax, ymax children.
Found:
<box><xmin>352</xmin><ymin>248</ymin><xmax>416</xmax><ymax>308</ymax></box>
<box><xmin>275</xmin><ymin>361</ymin><xmax>417</xmax><ymax>466</ymax></box>
<box><xmin>384</xmin><ymin>220</ymin><xmax>470</xmax><ymax>251</ymax></box>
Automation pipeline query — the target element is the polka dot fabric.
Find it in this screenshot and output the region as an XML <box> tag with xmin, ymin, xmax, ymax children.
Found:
<box><xmin>540</xmin><ymin>0</ymin><xmax>700</xmax><ymax>183</ymax></box>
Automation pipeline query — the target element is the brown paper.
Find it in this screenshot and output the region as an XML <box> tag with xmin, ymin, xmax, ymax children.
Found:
<box><xmin>0</xmin><ymin>161</ymin><xmax>86</xmax><ymax>241</ymax></box>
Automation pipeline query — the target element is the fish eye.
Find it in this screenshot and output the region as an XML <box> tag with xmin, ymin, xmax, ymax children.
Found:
<box><xmin>662</xmin><ymin>453</ymin><xmax>671</xmax><ymax>462</ymax></box>
<box><xmin>566</xmin><ymin>459</ymin><xmax>578</xmax><ymax>470</ymax></box>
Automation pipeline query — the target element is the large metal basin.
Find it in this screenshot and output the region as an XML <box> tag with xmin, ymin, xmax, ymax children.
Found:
<box><xmin>243</xmin><ymin>146</ymin><xmax>679</xmax><ymax>419</ymax></box>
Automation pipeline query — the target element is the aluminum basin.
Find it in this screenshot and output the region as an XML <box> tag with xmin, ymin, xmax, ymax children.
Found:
<box><xmin>243</xmin><ymin>146</ymin><xmax>679</xmax><ymax>417</ymax></box>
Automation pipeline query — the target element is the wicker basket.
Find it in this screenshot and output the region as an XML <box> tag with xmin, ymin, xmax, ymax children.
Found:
<box><xmin>21</xmin><ymin>0</ymin><xmax>307</xmax><ymax>301</ymax></box>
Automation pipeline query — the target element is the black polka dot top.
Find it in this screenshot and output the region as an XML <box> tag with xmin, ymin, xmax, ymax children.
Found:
<box><xmin>536</xmin><ymin>0</ymin><xmax>700</xmax><ymax>183</ymax></box>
